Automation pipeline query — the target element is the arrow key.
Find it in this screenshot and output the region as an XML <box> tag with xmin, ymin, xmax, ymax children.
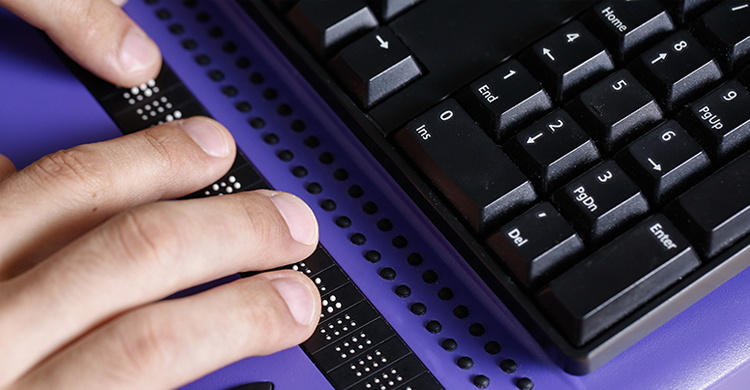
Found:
<box><xmin>505</xmin><ymin>109</ymin><xmax>600</xmax><ymax>193</ymax></box>
<box><xmin>329</xmin><ymin>26</ymin><xmax>422</xmax><ymax>108</ymax></box>
<box><xmin>616</xmin><ymin>120</ymin><xmax>710</xmax><ymax>205</ymax></box>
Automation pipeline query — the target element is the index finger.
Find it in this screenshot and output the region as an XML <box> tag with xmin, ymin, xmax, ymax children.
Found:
<box><xmin>0</xmin><ymin>0</ymin><xmax>162</xmax><ymax>87</ymax></box>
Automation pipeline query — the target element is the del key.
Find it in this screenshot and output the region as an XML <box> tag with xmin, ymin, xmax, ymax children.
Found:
<box><xmin>394</xmin><ymin>99</ymin><xmax>536</xmax><ymax>232</ymax></box>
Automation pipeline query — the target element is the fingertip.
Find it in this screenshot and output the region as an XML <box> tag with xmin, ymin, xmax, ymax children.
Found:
<box><xmin>180</xmin><ymin>117</ymin><xmax>234</xmax><ymax>159</ymax></box>
<box><xmin>118</xmin><ymin>25</ymin><xmax>162</xmax><ymax>84</ymax></box>
<box><xmin>262</xmin><ymin>191</ymin><xmax>320</xmax><ymax>247</ymax></box>
<box><xmin>269</xmin><ymin>272</ymin><xmax>320</xmax><ymax>327</ymax></box>
<box><xmin>0</xmin><ymin>154</ymin><xmax>17</xmax><ymax>181</ymax></box>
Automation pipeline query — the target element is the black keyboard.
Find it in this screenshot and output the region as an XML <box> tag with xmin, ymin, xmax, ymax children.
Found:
<box><xmin>241</xmin><ymin>0</ymin><xmax>750</xmax><ymax>374</ymax></box>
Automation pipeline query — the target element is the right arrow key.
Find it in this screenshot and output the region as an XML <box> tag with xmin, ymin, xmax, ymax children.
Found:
<box><xmin>616</xmin><ymin>120</ymin><xmax>710</xmax><ymax>206</ymax></box>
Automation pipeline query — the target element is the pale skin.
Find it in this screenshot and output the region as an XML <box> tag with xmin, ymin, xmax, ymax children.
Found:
<box><xmin>0</xmin><ymin>0</ymin><xmax>322</xmax><ymax>389</ymax></box>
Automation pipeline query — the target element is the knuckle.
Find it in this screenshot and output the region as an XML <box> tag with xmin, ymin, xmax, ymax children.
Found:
<box><xmin>110</xmin><ymin>207</ymin><xmax>184</xmax><ymax>274</ymax></box>
<box><xmin>112</xmin><ymin>312</ymin><xmax>178</xmax><ymax>378</ymax></box>
<box><xmin>138</xmin><ymin>127</ymin><xmax>182</xmax><ymax>175</ymax></box>
<box><xmin>29</xmin><ymin>147</ymin><xmax>110</xmax><ymax>200</ymax></box>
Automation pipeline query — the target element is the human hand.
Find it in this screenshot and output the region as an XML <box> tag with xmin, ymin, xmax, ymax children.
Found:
<box><xmin>0</xmin><ymin>118</ymin><xmax>321</xmax><ymax>389</ymax></box>
<box><xmin>1</xmin><ymin>0</ymin><xmax>322</xmax><ymax>388</ymax></box>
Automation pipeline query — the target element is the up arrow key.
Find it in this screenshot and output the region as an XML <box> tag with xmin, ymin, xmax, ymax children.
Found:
<box><xmin>376</xmin><ymin>35</ymin><xmax>389</xmax><ymax>49</ymax></box>
<box><xmin>543</xmin><ymin>47</ymin><xmax>555</xmax><ymax>61</ymax></box>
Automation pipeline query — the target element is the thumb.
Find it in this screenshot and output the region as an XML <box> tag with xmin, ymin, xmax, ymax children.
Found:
<box><xmin>2</xmin><ymin>0</ymin><xmax>162</xmax><ymax>87</ymax></box>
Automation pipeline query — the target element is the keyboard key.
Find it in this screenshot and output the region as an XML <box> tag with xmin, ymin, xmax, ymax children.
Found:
<box><xmin>504</xmin><ymin>109</ymin><xmax>600</xmax><ymax>193</ymax></box>
<box><xmin>662</xmin><ymin>0</ymin><xmax>721</xmax><ymax>24</ymax></box>
<box><xmin>739</xmin><ymin>64</ymin><xmax>750</xmax><ymax>88</ymax></box>
<box><xmin>666</xmin><ymin>151</ymin><xmax>750</xmax><ymax>258</ymax></box>
<box><xmin>365</xmin><ymin>0</ymin><xmax>421</xmax><ymax>22</ymax></box>
<box><xmin>629</xmin><ymin>30</ymin><xmax>723</xmax><ymax>112</ymax></box>
<box><xmin>566</xmin><ymin>69</ymin><xmax>664</xmax><ymax>153</ymax></box>
<box><xmin>286</xmin><ymin>0</ymin><xmax>378</xmax><ymax>57</ymax></box>
<box><xmin>677</xmin><ymin>79</ymin><xmax>750</xmax><ymax>161</ymax></box>
<box><xmin>393</xmin><ymin>99</ymin><xmax>536</xmax><ymax>232</ymax></box>
<box><xmin>617</xmin><ymin>120</ymin><xmax>709</xmax><ymax>205</ymax></box>
<box><xmin>538</xmin><ymin>214</ymin><xmax>700</xmax><ymax>346</ymax></box>
<box><xmin>552</xmin><ymin>160</ymin><xmax>649</xmax><ymax>245</ymax></box>
<box><xmin>520</xmin><ymin>20</ymin><xmax>615</xmax><ymax>102</ymax></box>
<box><xmin>487</xmin><ymin>202</ymin><xmax>584</xmax><ymax>288</ymax></box>
<box><xmin>458</xmin><ymin>59</ymin><xmax>553</xmax><ymax>142</ymax></box>
<box><xmin>581</xmin><ymin>1</ymin><xmax>674</xmax><ymax>63</ymax></box>
<box><xmin>329</xmin><ymin>27</ymin><xmax>422</xmax><ymax>108</ymax></box>
<box><xmin>691</xmin><ymin>0</ymin><xmax>750</xmax><ymax>73</ymax></box>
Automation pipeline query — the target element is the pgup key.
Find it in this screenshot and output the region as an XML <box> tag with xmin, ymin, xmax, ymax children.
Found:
<box><xmin>393</xmin><ymin>99</ymin><xmax>536</xmax><ymax>232</ymax></box>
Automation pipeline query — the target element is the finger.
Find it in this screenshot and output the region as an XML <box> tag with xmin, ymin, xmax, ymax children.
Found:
<box><xmin>11</xmin><ymin>271</ymin><xmax>321</xmax><ymax>390</ymax></box>
<box><xmin>0</xmin><ymin>0</ymin><xmax>161</xmax><ymax>87</ymax></box>
<box><xmin>0</xmin><ymin>190</ymin><xmax>318</xmax><ymax>385</ymax></box>
<box><xmin>0</xmin><ymin>155</ymin><xmax>16</xmax><ymax>181</ymax></box>
<box><xmin>0</xmin><ymin>117</ymin><xmax>235</xmax><ymax>279</ymax></box>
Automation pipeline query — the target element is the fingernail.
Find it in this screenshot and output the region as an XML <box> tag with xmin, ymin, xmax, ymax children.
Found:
<box><xmin>181</xmin><ymin>118</ymin><xmax>231</xmax><ymax>158</ymax></box>
<box><xmin>267</xmin><ymin>192</ymin><xmax>318</xmax><ymax>246</ymax></box>
<box><xmin>271</xmin><ymin>277</ymin><xmax>316</xmax><ymax>326</ymax></box>
<box><xmin>119</xmin><ymin>26</ymin><xmax>159</xmax><ymax>74</ymax></box>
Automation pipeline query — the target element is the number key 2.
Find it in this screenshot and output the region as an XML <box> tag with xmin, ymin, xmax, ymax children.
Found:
<box><xmin>552</xmin><ymin>160</ymin><xmax>649</xmax><ymax>245</ymax></box>
<box><xmin>629</xmin><ymin>30</ymin><xmax>723</xmax><ymax>112</ymax></box>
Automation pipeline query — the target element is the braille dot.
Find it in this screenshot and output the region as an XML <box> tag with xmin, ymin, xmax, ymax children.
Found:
<box><xmin>291</xmin><ymin>119</ymin><xmax>306</xmax><ymax>132</ymax></box>
<box><xmin>168</xmin><ymin>24</ymin><xmax>184</xmax><ymax>35</ymax></box>
<box><xmin>334</xmin><ymin>169</ymin><xmax>349</xmax><ymax>181</ymax></box>
<box><xmin>208</xmin><ymin>70</ymin><xmax>225</xmax><ymax>81</ymax></box>
<box><xmin>441</xmin><ymin>338</ymin><xmax>458</xmax><ymax>351</ymax></box>
<box><xmin>182</xmin><ymin>0</ymin><xmax>196</xmax><ymax>7</ymax></box>
<box><xmin>438</xmin><ymin>287</ymin><xmax>454</xmax><ymax>301</ymax></box>
<box><xmin>364</xmin><ymin>250</ymin><xmax>381</xmax><ymax>263</ymax></box>
<box><xmin>235</xmin><ymin>101</ymin><xmax>252</xmax><ymax>112</ymax></box>
<box><xmin>469</xmin><ymin>323</ymin><xmax>485</xmax><ymax>337</ymax></box>
<box><xmin>222</xmin><ymin>41</ymin><xmax>238</xmax><ymax>53</ymax></box>
<box><xmin>422</xmin><ymin>270</ymin><xmax>438</xmax><ymax>283</ymax></box>
<box><xmin>222</xmin><ymin>86</ymin><xmax>238</xmax><ymax>97</ymax></box>
<box><xmin>196</xmin><ymin>11</ymin><xmax>211</xmax><ymax>22</ymax></box>
<box><xmin>350</xmin><ymin>233</ymin><xmax>366</xmax><ymax>245</ymax></box>
<box><xmin>249</xmin><ymin>117</ymin><xmax>265</xmax><ymax>129</ymax></box>
<box><xmin>194</xmin><ymin>54</ymin><xmax>211</xmax><ymax>65</ymax></box>
<box><xmin>500</xmin><ymin>359</ymin><xmax>517</xmax><ymax>373</ymax></box>
<box><xmin>208</xmin><ymin>26</ymin><xmax>224</xmax><ymax>38</ymax></box>
<box><xmin>263</xmin><ymin>88</ymin><xmax>279</xmax><ymax>100</ymax></box>
<box><xmin>277</xmin><ymin>150</ymin><xmax>294</xmax><ymax>161</ymax></box>
<box><xmin>389</xmin><ymin>236</ymin><xmax>407</xmax><ymax>249</ymax></box>
<box><xmin>425</xmin><ymin>320</ymin><xmax>442</xmax><ymax>333</ymax></box>
<box><xmin>485</xmin><ymin>341</ymin><xmax>501</xmax><ymax>355</ymax></box>
<box><xmin>306</xmin><ymin>182</ymin><xmax>323</xmax><ymax>194</ymax></box>
<box><xmin>453</xmin><ymin>305</ymin><xmax>469</xmax><ymax>319</ymax></box>
<box><xmin>277</xmin><ymin>104</ymin><xmax>292</xmax><ymax>116</ymax></box>
<box><xmin>236</xmin><ymin>56</ymin><xmax>251</xmax><ymax>68</ymax></box>
<box><xmin>407</xmin><ymin>253</ymin><xmax>423</xmax><ymax>266</ymax></box>
<box><xmin>410</xmin><ymin>303</ymin><xmax>427</xmax><ymax>316</ymax></box>
<box><xmin>379</xmin><ymin>267</ymin><xmax>396</xmax><ymax>280</ymax></box>
<box><xmin>156</xmin><ymin>9</ymin><xmax>171</xmax><ymax>19</ymax></box>
<box><xmin>395</xmin><ymin>285</ymin><xmax>411</xmax><ymax>298</ymax></box>
<box><xmin>457</xmin><ymin>357</ymin><xmax>474</xmax><ymax>370</ymax></box>
<box><xmin>250</xmin><ymin>72</ymin><xmax>265</xmax><ymax>84</ymax></box>
<box><xmin>304</xmin><ymin>136</ymin><xmax>320</xmax><ymax>148</ymax></box>
<box><xmin>517</xmin><ymin>377</ymin><xmax>533</xmax><ymax>390</ymax></box>
<box><xmin>319</xmin><ymin>152</ymin><xmax>334</xmax><ymax>164</ymax></box>
<box><xmin>292</xmin><ymin>166</ymin><xmax>308</xmax><ymax>178</ymax></box>
<box><xmin>473</xmin><ymin>375</ymin><xmax>490</xmax><ymax>389</ymax></box>
<box><xmin>145</xmin><ymin>0</ymin><xmax>158</xmax><ymax>4</ymax></box>
<box><xmin>181</xmin><ymin>39</ymin><xmax>198</xmax><ymax>50</ymax></box>
<box><xmin>348</xmin><ymin>185</ymin><xmax>364</xmax><ymax>198</ymax></box>
<box><xmin>263</xmin><ymin>133</ymin><xmax>279</xmax><ymax>145</ymax></box>
<box><xmin>336</xmin><ymin>216</ymin><xmax>352</xmax><ymax>228</ymax></box>
<box><xmin>362</xmin><ymin>202</ymin><xmax>378</xmax><ymax>215</ymax></box>
<box><xmin>321</xmin><ymin>199</ymin><xmax>337</xmax><ymax>212</ymax></box>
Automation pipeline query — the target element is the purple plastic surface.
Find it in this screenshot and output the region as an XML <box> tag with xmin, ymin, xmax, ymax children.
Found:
<box><xmin>2</xmin><ymin>1</ymin><xmax>750</xmax><ymax>389</ymax></box>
